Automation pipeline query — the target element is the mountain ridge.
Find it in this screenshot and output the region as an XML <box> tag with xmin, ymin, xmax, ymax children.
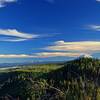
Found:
<box><xmin>0</xmin><ymin>57</ymin><xmax>100</xmax><ymax>100</ymax></box>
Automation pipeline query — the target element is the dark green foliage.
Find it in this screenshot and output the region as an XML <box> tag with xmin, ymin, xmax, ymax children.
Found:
<box><xmin>0</xmin><ymin>57</ymin><xmax>100</xmax><ymax>100</ymax></box>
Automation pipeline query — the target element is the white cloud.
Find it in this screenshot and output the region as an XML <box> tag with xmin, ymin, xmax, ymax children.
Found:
<box><xmin>44</xmin><ymin>41</ymin><xmax>100</xmax><ymax>53</ymax></box>
<box><xmin>30</xmin><ymin>41</ymin><xmax>100</xmax><ymax>58</ymax></box>
<box><xmin>0</xmin><ymin>52</ymin><xmax>84</xmax><ymax>58</ymax></box>
<box><xmin>0</xmin><ymin>29</ymin><xmax>35</xmax><ymax>39</ymax></box>
<box><xmin>31</xmin><ymin>41</ymin><xmax>100</xmax><ymax>58</ymax></box>
<box><xmin>96</xmin><ymin>0</ymin><xmax>100</xmax><ymax>2</ymax></box>
<box><xmin>0</xmin><ymin>29</ymin><xmax>39</xmax><ymax>42</ymax></box>
<box><xmin>33</xmin><ymin>52</ymin><xmax>85</xmax><ymax>58</ymax></box>
<box><xmin>0</xmin><ymin>54</ymin><xmax>35</xmax><ymax>58</ymax></box>
<box><xmin>0</xmin><ymin>0</ymin><xmax>17</xmax><ymax>7</ymax></box>
<box><xmin>1</xmin><ymin>41</ymin><xmax>100</xmax><ymax>58</ymax></box>
<box><xmin>0</xmin><ymin>38</ymin><xmax>28</xmax><ymax>42</ymax></box>
<box><xmin>89</xmin><ymin>25</ymin><xmax>100</xmax><ymax>31</ymax></box>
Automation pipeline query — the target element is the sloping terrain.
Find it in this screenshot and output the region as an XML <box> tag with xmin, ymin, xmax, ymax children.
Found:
<box><xmin>0</xmin><ymin>58</ymin><xmax>100</xmax><ymax>100</ymax></box>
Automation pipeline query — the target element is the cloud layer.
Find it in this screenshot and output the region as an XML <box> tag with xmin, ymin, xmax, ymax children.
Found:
<box><xmin>0</xmin><ymin>54</ymin><xmax>35</xmax><ymax>58</ymax></box>
<box><xmin>44</xmin><ymin>41</ymin><xmax>100</xmax><ymax>53</ymax></box>
<box><xmin>33</xmin><ymin>41</ymin><xmax>100</xmax><ymax>58</ymax></box>
<box><xmin>0</xmin><ymin>41</ymin><xmax>100</xmax><ymax>58</ymax></box>
<box><xmin>0</xmin><ymin>29</ymin><xmax>39</xmax><ymax>42</ymax></box>
<box><xmin>0</xmin><ymin>52</ymin><xmax>84</xmax><ymax>58</ymax></box>
<box><xmin>0</xmin><ymin>0</ymin><xmax>17</xmax><ymax>7</ymax></box>
<box><xmin>33</xmin><ymin>52</ymin><xmax>84</xmax><ymax>58</ymax></box>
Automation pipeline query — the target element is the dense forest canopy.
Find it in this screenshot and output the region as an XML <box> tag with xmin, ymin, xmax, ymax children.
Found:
<box><xmin>0</xmin><ymin>57</ymin><xmax>100</xmax><ymax>100</ymax></box>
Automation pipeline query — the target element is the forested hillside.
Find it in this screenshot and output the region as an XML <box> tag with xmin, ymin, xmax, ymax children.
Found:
<box><xmin>0</xmin><ymin>57</ymin><xmax>100</xmax><ymax>100</ymax></box>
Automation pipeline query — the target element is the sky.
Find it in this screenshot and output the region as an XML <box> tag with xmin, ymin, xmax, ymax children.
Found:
<box><xmin>0</xmin><ymin>0</ymin><xmax>100</xmax><ymax>63</ymax></box>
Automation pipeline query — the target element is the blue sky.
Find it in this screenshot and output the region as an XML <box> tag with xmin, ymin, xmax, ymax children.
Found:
<box><xmin>0</xmin><ymin>0</ymin><xmax>100</xmax><ymax>63</ymax></box>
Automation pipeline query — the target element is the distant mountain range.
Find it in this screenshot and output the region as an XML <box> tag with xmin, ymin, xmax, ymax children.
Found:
<box><xmin>0</xmin><ymin>61</ymin><xmax>65</xmax><ymax>68</ymax></box>
<box><xmin>0</xmin><ymin>54</ymin><xmax>95</xmax><ymax>68</ymax></box>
